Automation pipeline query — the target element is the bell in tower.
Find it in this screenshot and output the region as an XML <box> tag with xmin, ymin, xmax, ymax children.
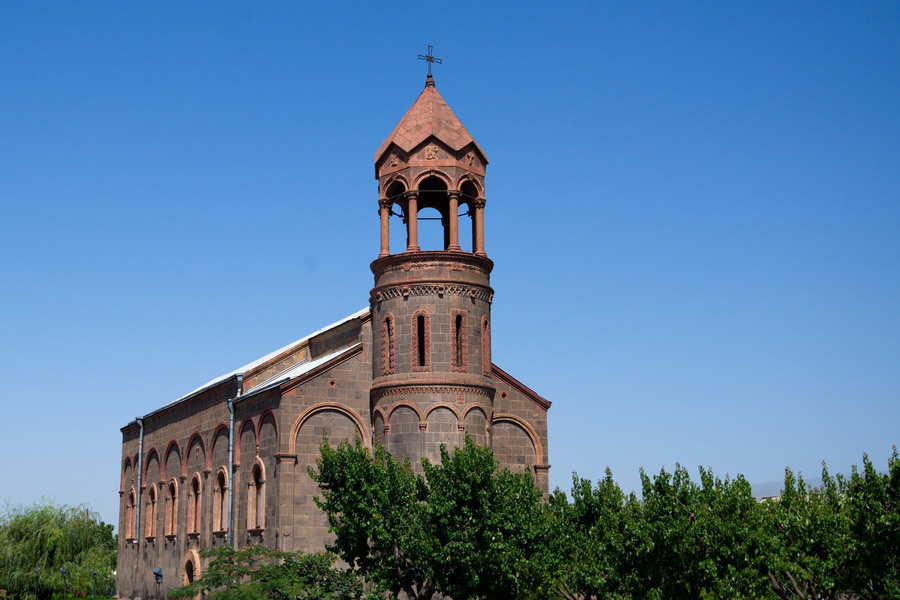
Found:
<box><xmin>370</xmin><ymin>70</ymin><xmax>495</xmax><ymax>467</ymax></box>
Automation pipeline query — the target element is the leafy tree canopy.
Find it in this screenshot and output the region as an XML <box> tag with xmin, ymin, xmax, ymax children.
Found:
<box><xmin>168</xmin><ymin>546</ymin><xmax>367</xmax><ymax>600</ymax></box>
<box><xmin>0</xmin><ymin>501</ymin><xmax>115</xmax><ymax>600</ymax></box>
<box><xmin>311</xmin><ymin>436</ymin><xmax>551</xmax><ymax>600</ymax></box>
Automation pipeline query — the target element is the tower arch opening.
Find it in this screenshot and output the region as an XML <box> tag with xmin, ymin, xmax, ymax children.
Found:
<box><xmin>384</xmin><ymin>180</ymin><xmax>407</xmax><ymax>255</ymax></box>
<box><xmin>459</xmin><ymin>180</ymin><xmax>479</xmax><ymax>253</ymax></box>
<box><xmin>417</xmin><ymin>176</ymin><xmax>449</xmax><ymax>251</ymax></box>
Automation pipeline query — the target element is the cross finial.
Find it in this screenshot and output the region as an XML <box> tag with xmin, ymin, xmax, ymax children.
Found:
<box><xmin>417</xmin><ymin>44</ymin><xmax>442</xmax><ymax>78</ymax></box>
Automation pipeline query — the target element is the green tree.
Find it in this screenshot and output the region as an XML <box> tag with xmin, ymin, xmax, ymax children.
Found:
<box><xmin>761</xmin><ymin>466</ymin><xmax>851</xmax><ymax>600</ymax></box>
<box><xmin>548</xmin><ymin>470</ymin><xmax>645</xmax><ymax>600</ymax></box>
<box><xmin>0</xmin><ymin>501</ymin><xmax>115</xmax><ymax>600</ymax></box>
<box><xmin>311</xmin><ymin>437</ymin><xmax>551</xmax><ymax>600</ymax></box>
<box><xmin>841</xmin><ymin>448</ymin><xmax>900</xmax><ymax>600</ymax></box>
<box><xmin>168</xmin><ymin>545</ymin><xmax>366</xmax><ymax>600</ymax></box>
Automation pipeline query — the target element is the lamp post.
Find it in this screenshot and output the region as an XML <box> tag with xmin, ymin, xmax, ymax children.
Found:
<box><xmin>90</xmin><ymin>568</ymin><xmax>97</xmax><ymax>600</ymax></box>
<box><xmin>153</xmin><ymin>567</ymin><xmax>163</xmax><ymax>599</ymax></box>
<box><xmin>59</xmin><ymin>567</ymin><xmax>67</xmax><ymax>600</ymax></box>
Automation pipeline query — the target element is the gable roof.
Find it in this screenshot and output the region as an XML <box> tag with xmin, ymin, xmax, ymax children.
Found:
<box><xmin>375</xmin><ymin>76</ymin><xmax>487</xmax><ymax>164</ymax></box>
<box><xmin>124</xmin><ymin>307</ymin><xmax>369</xmax><ymax>427</ymax></box>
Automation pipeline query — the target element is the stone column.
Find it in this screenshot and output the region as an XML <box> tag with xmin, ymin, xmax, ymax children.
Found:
<box><xmin>473</xmin><ymin>198</ymin><xmax>486</xmax><ymax>256</ymax></box>
<box><xmin>447</xmin><ymin>190</ymin><xmax>461</xmax><ymax>251</ymax></box>
<box><xmin>406</xmin><ymin>191</ymin><xmax>420</xmax><ymax>252</ymax></box>
<box><xmin>378</xmin><ymin>198</ymin><xmax>390</xmax><ymax>257</ymax></box>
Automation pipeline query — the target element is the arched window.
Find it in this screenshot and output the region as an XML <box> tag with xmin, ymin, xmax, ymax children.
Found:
<box><xmin>145</xmin><ymin>484</ymin><xmax>157</xmax><ymax>539</ymax></box>
<box><xmin>248</xmin><ymin>462</ymin><xmax>265</xmax><ymax>530</ymax></box>
<box><xmin>452</xmin><ymin>311</ymin><xmax>468</xmax><ymax>372</ymax></box>
<box><xmin>382</xmin><ymin>313</ymin><xmax>395</xmax><ymax>376</ymax></box>
<box><xmin>412</xmin><ymin>310</ymin><xmax>431</xmax><ymax>372</ymax></box>
<box><xmin>165</xmin><ymin>479</ymin><xmax>178</xmax><ymax>537</ymax></box>
<box><xmin>417</xmin><ymin>176</ymin><xmax>450</xmax><ymax>250</ymax></box>
<box><xmin>126</xmin><ymin>488</ymin><xmax>136</xmax><ymax>540</ymax></box>
<box><xmin>481</xmin><ymin>316</ymin><xmax>491</xmax><ymax>376</ymax></box>
<box><xmin>213</xmin><ymin>468</ymin><xmax>228</xmax><ymax>532</ymax></box>
<box><xmin>459</xmin><ymin>180</ymin><xmax>480</xmax><ymax>253</ymax></box>
<box><xmin>384</xmin><ymin>180</ymin><xmax>407</xmax><ymax>255</ymax></box>
<box><xmin>188</xmin><ymin>475</ymin><xmax>201</xmax><ymax>534</ymax></box>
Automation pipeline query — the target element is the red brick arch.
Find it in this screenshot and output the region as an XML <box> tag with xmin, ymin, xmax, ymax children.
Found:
<box><xmin>207</xmin><ymin>422</ymin><xmax>229</xmax><ymax>472</ymax></box>
<box><xmin>288</xmin><ymin>403</ymin><xmax>371</xmax><ymax>453</ymax></box>
<box><xmin>491</xmin><ymin>413</ymin><xmax>543</xmax><ymax>466</ymax></box>
<box><xmin>183</xmin><ymin>431</ymin><xmax>206</xmax><ymax>478</ymax></box>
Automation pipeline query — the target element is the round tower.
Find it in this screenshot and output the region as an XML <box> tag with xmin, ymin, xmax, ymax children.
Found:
<box><xmin>370</xmin><ymin>74</ymin><xmax>495</xmax><ymax>466</ymax></box>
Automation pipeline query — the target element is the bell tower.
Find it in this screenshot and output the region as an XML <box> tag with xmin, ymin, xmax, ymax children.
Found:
<box><xmin>370</xmin><ymin>72</ymin><xmax>494</xmax><ymax>466</ymax></box>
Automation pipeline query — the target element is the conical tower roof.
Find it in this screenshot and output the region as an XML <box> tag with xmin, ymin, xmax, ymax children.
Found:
<box><xmin>375</xmin><ymin>75</ymin><xmax>488</xmax><ymax>164</ymax></box>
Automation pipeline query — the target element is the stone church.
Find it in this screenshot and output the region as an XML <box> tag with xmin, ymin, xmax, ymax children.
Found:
<box><xmin>116</xmin><ymin>72</ymin><xmax>551</xmax><ymax>598</ymax></box>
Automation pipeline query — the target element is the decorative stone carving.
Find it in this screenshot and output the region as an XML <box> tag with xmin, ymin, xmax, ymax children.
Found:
<box><xmin>371</xmin><ymin>284</ymin><xmax>493</xmax><ymax>303</ymax></box>
<box><xmin>425</xmin><ymin>145</ymin><xmax>438</xmax><ymax>159</ymax></box>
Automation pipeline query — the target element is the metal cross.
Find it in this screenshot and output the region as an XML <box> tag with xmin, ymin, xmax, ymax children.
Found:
<box><xmin>417</xmin><ymin>44</ymin><xmax>443</xmax><ymax>76</ymax></box>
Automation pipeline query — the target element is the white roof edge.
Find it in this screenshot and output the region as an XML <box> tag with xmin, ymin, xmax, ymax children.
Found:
<box><xmin>239</xmin><ymin>343</ymin><xmax>363</xmax><ymax>400</ymax></box>
<box><xmin>126</xmin><ymin>307</ymin><xmax>371</xmax><ymax>426</ymax></box>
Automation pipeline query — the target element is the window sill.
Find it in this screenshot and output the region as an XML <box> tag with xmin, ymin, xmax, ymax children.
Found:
<box><xmin>187</xmin><ymin>532</ymin><xmax>200</xmax><ymax>539</ymax></box>
<box><xmin>145</xmin><ymin>536</ymin><xmax>155</xmax><ymax>542</ymax></box>
<box><xmin>213</xmin><ymin>530</ymin><xmax>227</xmax><ymax>537</ymax></box>
<box><xmin>165</xmin><ymin>534</ymin><xmax>176</xmax><ymax>541</ymax></box>
<box><xmin>248</xmin><ymin>527</ymin><xmax>265</xmax><ymax>535</ymax></box>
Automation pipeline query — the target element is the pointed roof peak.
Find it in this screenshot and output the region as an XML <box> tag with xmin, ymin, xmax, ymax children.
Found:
<box><xmin>375</xmin><ymin>77</ymin><xmax>487</xmax><ymax>164</ymax></box>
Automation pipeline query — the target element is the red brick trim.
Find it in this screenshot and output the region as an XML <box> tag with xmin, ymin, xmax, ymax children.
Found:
<box><xmin>287</xmin><ymin>403</ymin><xmax>371</xmax><ymax>454</ymax></box>
<box><xmin>451</xmin><ymin>310</ymin><xmax>468</xmax><ymax>372</ymax></box>
<box><xmin>162</xmin><ymin>439</ymin><xmax>181</xmax><ymax>482</ymax></box>
<box><xmin>183</xmin><ymin>431</ymin><xmax>206</xmax><ymax>479</ymax></box>
<box><xmin>182</xmin><ymin>549</ymin><xmax>201</xmax><ymax>586</ymax></box>
<box><xmin>207</xmin><ymin>423</ymin><xmax>229</xmax><ymax>473</ymax></box>
<box><xmin>258</xmin><ymin>409</ymin><xmax>279</xmax><ymax>453</ymax></box>
<box><xmin>462</xmin><ymin>404</ymin><xmax>490</xmax><ymax>438</ymax></box>
<box><xmin>481</xmin><ymin>316</ymin><xmax>491</xmax><ymax>376</ymax></box>
<box><xmin>371</xmin><ymin>381</ymin><xmax>494</xmax><ymax>399</ymax></box>
<box><xmin>411</xmin><ymin>310</ymin><xmax>431</xmax><ymax>372</ymax></box>
<box><xmin>186</xmin><ymin>473</ymin><xmax>202</xmax><ymax>535</ymax></box>
<box><xmin>386</xmin><ymin>400</ymin><xmax>424</xmax><ymax>424</ymax></box>
<box><xmin>381</xmin><ymin>313</ymin><xmax>396</xmax><ymax>376</ymax></box>
<box><xmin>279</xmin><ymin>344</ymin><xmax>363</xmax><ymax>395</ymax></box>
<box><xmin>423</xmin><ymin>402</ymin><xmax>462</xmax><ymax>424</ymax></box>
<box><xmin>121</xmin><ymin>456</ymin><xmax>133</xmax><ymax>494</ymax></box>
<box><xmin>235</xmin><ymin>418</ymin><xmax>256</xmax><ymax>466</ymax></box>
<box><xmin>490</xmin><ymin>365</ymin><xmax>551</xmax><ymax>411</ymax></box>
<box><xmin>144</xmin><ymin>447</ymin><xmax>160</xmax><ymax>481</ymax></box>
<box><xmin>492</xmin><ymin>413</ymin><xmax>543</xmax><ymax>465</ymax></box>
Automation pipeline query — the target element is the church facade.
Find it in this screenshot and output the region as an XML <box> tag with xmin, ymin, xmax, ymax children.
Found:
<box><xmin>116</xmin><ymin>73</ymin><xmax>551</xmax><ymax>598</ymax></box>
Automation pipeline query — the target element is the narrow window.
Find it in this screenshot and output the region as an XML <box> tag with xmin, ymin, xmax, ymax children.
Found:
<box><xmin>185</xmin><ymin>561</ymin><xmax>194</xmax><ymax>584</ymax></box>
<box><xmin>166</xmin><ymin>481</ymin><xmax>178</xmax><ymax>536</ymax></box>
<box><xmin>146</xmin><ymin>485</ymin><xmax>157</xmax><ymax>538</ymax></box>
<box><xmin>452</xmin><ymin>311</ymin><xmax>468</xmax><ymax>372</ymax></box>
<box><xmin>126</xmin><ymin>489</ymin><xmax>135</xmax><ymax>539</ymax></box>
<box><xmin>411</xmin><ymin>310</ymin><xmax>430</xmax><ymax>372</ymax></box>
<box><xmin>248</xmin><ymin>463</ymin><xmax>265</xmax><ymax>530</ymax></box>
<box><xmin>382</xmin><ymin>314</ymin><xmax>395</xmax><ymax>376</ymax></box>
<box><xmin>417</xmin><ymin>315</ymin><xmax>426</xmax><ymax>367</ymax></box>
<box><xmin>188</xmin><ymin>477</ymin><xmax>201</xmax><ymax>534</ymax></box>
<box><xmin>214</xmin><ymin>470</ymin><xmax>227</xmax><ymax>532</ymax></box>
<box><xmin>481</xmin><ymin>316</ymin><xmax>491</xmax><ymax>376</ymax></box>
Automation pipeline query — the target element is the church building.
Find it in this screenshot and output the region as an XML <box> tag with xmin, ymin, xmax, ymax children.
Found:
<box><xmin>116</xmin><ymin>70</ymin><xmax>552</xmax><ymax>598</ymax></box>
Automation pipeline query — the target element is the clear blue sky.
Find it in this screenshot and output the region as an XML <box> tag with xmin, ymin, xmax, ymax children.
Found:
<box><xmin>1</xmin><ymin>2</ymin><xmax>898</xmax><ymax>527</ymax></box>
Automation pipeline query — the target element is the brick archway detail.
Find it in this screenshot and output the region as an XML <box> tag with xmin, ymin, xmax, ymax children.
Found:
<box><xmin>183</xmin><ymin>431</ymin><xmax>206</xmax><ymax>478</ymax></box>
<box><xmin>182</xmin><ymin>548</ymin><xmax>201</xmax><ymax>586</ymax></box>
<box><xmin>288</xmin><ymin>403</ymin><xmax>371</xmax><ymax>453</ymax></box>
<box><xmin>207</xmin><ymin>422</ymin><xmax>229</xmax><ymax>472</ymax></box>
<box><xmin>491</xmin><ymin>413</ymin><xmax>543</xmax><ymax>465</ymax></box>
<box><xmin>423</xmin><ymin>402</ymin><xmax>461</xmax><ymax>424</ymax></box>
<box><xmin>386</xmin><ymin>400</ymin><xmax>423</xmax><ymax>424</ymax></box>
